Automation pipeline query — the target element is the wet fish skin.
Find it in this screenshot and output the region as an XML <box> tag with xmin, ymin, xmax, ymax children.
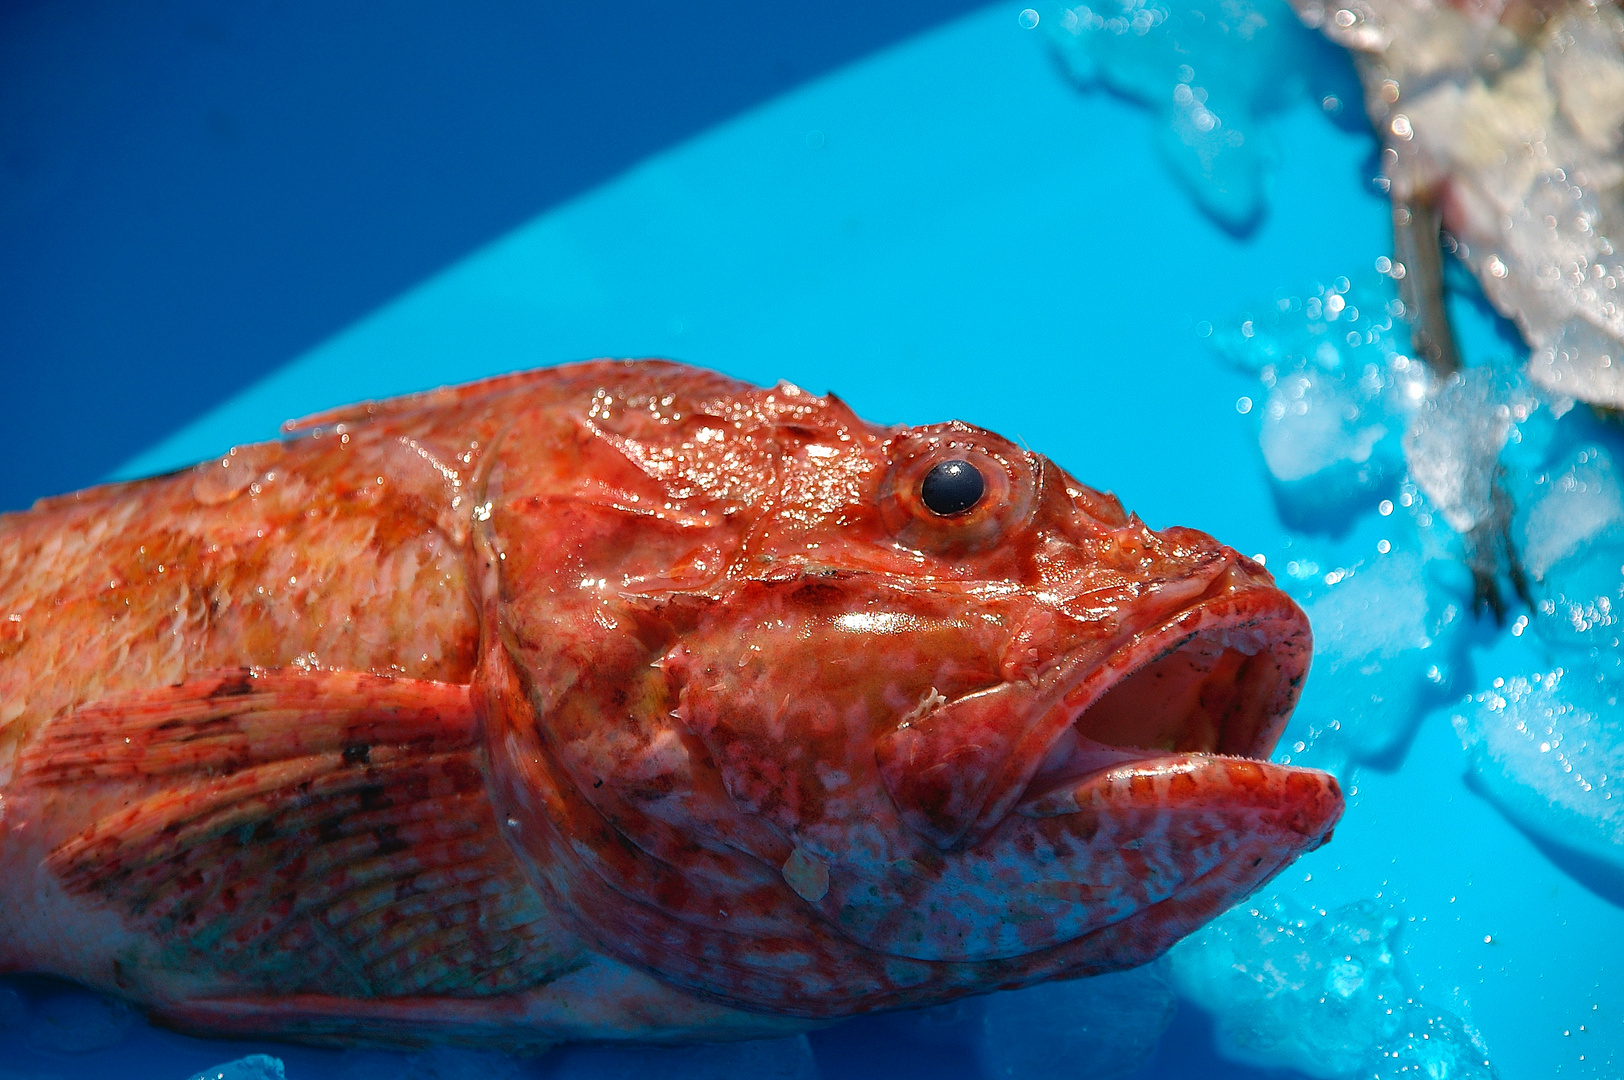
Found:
<box><xmin>0</xmin><ymin>360</ymin><xmax>1340</xmax><ymax>1048</ymax></box>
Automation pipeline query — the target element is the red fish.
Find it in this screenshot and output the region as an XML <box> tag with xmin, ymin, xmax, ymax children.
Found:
<box><xmin>0</xmin><ymin>361</ymin><xmax>1340</xmax><ymax>1050</ymax></box>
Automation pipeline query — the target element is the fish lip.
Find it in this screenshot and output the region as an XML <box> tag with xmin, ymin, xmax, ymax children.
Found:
<box><xmin>965</xmin><ymin>559</ymin><xmax>1313</xmax><ymax>845</ymax></box>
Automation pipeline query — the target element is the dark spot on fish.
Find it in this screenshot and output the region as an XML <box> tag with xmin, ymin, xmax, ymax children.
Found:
<box><xmin>212</xmin><ymin>674</ymin><xmax>256</xmax><ymax>698</ymax></box>
<box><xmin>374</xmin><ymin>826</ymin><xmax>408</xmax><ymax>857</ymax></box>
<box><xmin>317</xmin><ymin>816</ymin><xmax>345</xmax><ymax>844</ymax></box>
<box><xmin>342</xmin><ymin>743</ymin><xmax>371</xmax><ymax>765</ymax></box>
<box><xmin>594</xmin><ymin>778</ymin><xmax>604</xmax><ymax>788</ymax></box>
<box><xmin>359</xmin><ymin>785</ymin><xmax>391</xmax><ymax>812</ymax></box>
<box><xmin>793</xmin><ymin>580</ymin><xmax>846</xmax><ymax>608</ymax></box>
<box><xmin>442</xmin><ymin>757</ymin><xmax>483</xmax><ymax>794</ymax></box>
<box><xmin>1253</xmin><ymin>857</ymin><xmax>1263</xmax><ymax>867</ymax></box>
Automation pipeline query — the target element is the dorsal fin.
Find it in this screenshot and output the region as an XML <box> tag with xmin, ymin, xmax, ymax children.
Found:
<box><xmin>17</xmin><ymin>670</ymin><xmax>583</xmax><ymax>999</ymax></box>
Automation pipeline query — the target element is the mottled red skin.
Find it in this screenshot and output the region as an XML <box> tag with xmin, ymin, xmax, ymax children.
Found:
<box><xmin>0</xmin><ymin>360</ymin><xmax>1340</xmax><ymax>1048</ymax></box>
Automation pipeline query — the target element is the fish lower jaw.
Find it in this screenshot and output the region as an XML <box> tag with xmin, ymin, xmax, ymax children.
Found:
<box><xmin>1014</xmin><ymin>750</ymin><xmax>1343</xmax><ymax>850</ymax></box>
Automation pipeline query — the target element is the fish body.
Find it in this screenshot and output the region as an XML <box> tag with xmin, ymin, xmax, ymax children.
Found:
<box><xmin>0</xmin><ymin>361</ymin><xmax>1340</xmax><ymax>1049</ymax></box>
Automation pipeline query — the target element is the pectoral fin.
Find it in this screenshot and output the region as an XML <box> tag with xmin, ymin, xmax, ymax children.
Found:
<box><xmin>17</xmin><ymin>670</ymin><xmax>582</xmax><ymax>1000</ymax></box>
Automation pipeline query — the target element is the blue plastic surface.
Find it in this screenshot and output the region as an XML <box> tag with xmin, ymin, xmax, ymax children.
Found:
<box><xmin>5</xmin><ymin>4</ymin><xmax>1618</xmax><ymax>1078</ymax></box>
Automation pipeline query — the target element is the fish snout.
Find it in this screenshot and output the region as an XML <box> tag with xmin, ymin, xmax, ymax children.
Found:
<box><xmin>876</xmin><ymin>563</ymin><xmax>1313</xmax><ymax>852</ymax></box>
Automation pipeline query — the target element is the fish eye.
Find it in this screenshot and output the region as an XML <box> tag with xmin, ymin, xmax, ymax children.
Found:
<box><xmin>920</xmin><ymin>459</ymin><xmax>985</xmax><ymax>516</ymax></box>
<box><xmin>878</xmin><ymin>426</ymin><xmax>1039</xmax><ymax>554</ymax></box>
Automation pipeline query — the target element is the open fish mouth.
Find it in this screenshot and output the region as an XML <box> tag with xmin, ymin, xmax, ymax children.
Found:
<box><xmin>864</xmin><ymin>560</ymin><xmax>1341</xmax><ymax>967</ymax></box>
<box><xmin>1009</xmin><ymin>573</ymin><xmax>1314</xmax><ymax>823</ymax></box>
<box><xmin>877</xmin><ymin>556</ymin><xmax>1330</xmax><ymax>853</ymax></box>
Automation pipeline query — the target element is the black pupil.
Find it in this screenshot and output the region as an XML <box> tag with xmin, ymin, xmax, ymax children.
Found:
<box><xmin>920</xmin><ymin>459</ymin><xmax>986</xmax><ymax>516</ymax></box>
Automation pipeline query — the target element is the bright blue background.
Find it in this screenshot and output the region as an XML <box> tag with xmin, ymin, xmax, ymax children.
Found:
<box><xmin>0</xmin><ymin>0</ymin><xmax>983</xmax><ymax>513</ymax></box>
<box><xmin>4</xmin><ymin>3</ymin><xmax>1620</xmax><ymax>1078</ymax></box>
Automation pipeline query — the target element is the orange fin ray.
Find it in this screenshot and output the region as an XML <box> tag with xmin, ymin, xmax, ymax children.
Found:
<box><xmin>18</xmin><ymin>669</ymin><xmax>583</xmax><ymax>1000</ymax></box>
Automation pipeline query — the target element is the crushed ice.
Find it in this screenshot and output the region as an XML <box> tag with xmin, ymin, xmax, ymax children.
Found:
<box><xmin>1169</xmin><ymin>898</ymin><xmax>1496</xmax><ymax>1079</ymax></box>
<box><xmin>1292</xmin><ymin>0</ymin><xmax>1624</xmax><ymax>411</ymax></box>
<box><xmin>1456</xmin><ymin>669</ymin><xmax>1624</xmax><ymax>882</ymax></box>
<box><xmin>1196</xmin><ymin>247</ymin><xmax>1624</xmax><ymax>1074</ymax></box>
<box><xmin>186</xmin><ymin>1056</ymin><xmax>286</xmax><ymax>1080</ymax></box>
<box><xmin>1212</xmin><ymin>273</ymin><xmax>1429</xmax><ymax>527</ymax></box>
<box><xmin>1041</xmin><ymin>0</ymin><xmax>1355</xmax><ymax>232</ymax></box>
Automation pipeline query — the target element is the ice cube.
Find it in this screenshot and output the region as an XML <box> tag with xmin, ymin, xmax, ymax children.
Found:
<box><xmin>1256</xmin><ymin>361</ymin><xmax>1398</xmax><ymax>514</ymax></box>
<box><xmin>975</xmin><ymin>963</ymin><xmax>1176</xmax><ymax>1079</ymax></box>
<box><xmin>1045</xmin><ymin>0</ymin><xmax>1333</xmax><ymax>230</ymax></box>
<box><xmin>1518</xmin><ymin>445</ymin><xmax>1624</xmax><ymax>673</ymax></box>
<box><xmin>1520</xmin><ymin>446</ymin><xmax>1624</xmax><ymax>584</ymax></box>
<box><xmin>1297</xmin><ymin>0</ymin><xmax>1624</xmax><ymax>412</ymax></box>
<box><xmin>1528</xmin><ymin>319</ymin><xmax>1624</xmax><ymax>414</ymax></box>
<box><xmin>549</xmin><ymin>1034</ymin><xmax>819</xmax><ymax>1080</ymax></box>
<box><xmin>1215</xmin><ymin>275</ymin><xmax>1429</xmax><ymax>528</ymax></box>
<box><xmin>1169</xmin><ymin>898</ymin><xmax>1405</xmax><ymax>1078</ymax></box>
<box><xmin>1475</xmin><ymin>170</ymin><xmax>1624</xmax><ymax>412</ymax></box>
<box><xmin>1402</xmin><ymin>366</ymin><xmax>1532</xmax><ymax>538</ymax></box>
<box><xmin>1285</xmin><ymin>548</ymin><xmax>1465</xmax><ymax>767</ymax></box>
<box><xmin>1170</xmin><ymin>898</ymin><xmax>1498</xmax><ymax>1079</ymax></box>
<box><xmin>186</xmin><ymin>1055</ymin><xmax>286</xmax><ymax>1080</ymax></box>
<box><xmin>1370</xmin><ymin>1007</ymin><xmax>1498</xmax><ymax>1080</ymax></box>
<box><xmin>1454</xmin><ymin>668</ymin><xmax>1624</xmax><ymax>882</ymax></box>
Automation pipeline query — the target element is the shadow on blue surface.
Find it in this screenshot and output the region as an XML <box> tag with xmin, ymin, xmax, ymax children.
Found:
<box><xmin>1466</xmin><ymin>771</ymin><xmax>1624</xmax><ymax>912</ymax></box>
<box><xmin>0</xmin><ymin>0</ymin><xmax>986</xmax><ymax>512</ymax></box>
<box><xmin>1129</xmin><ymin>1003</ymin><xmax>1319</xmax><ymax>1080</ymax></box>
<box><xmin>1</xmin><ymin>969</ymin><xmax>1320</xmax><ymax>1080</ymax></box>
<box><xmin>810</xmin><ymin>999</ymin><xmax>1321</xmax><ymax>1080</ymax></box>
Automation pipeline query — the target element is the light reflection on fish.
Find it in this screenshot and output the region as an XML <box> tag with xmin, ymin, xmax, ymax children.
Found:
<box><xmin>0</xmin><ymin>361</ymin><xmax>1340</xmax><ymax>1049</ymax></box>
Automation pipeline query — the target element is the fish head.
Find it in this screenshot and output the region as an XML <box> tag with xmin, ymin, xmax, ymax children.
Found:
<box><xmin>477</xmin><ymin>363</ymin><xmax>1338</xmax><ymax>1016</ymax></box>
